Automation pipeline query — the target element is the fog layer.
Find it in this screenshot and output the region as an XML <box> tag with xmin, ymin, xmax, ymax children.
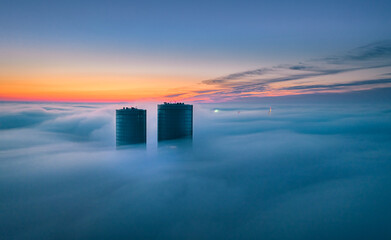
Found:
<box><xmin>0</xmin><ymin>102</ymin><xmax>390</xmax><ymax>240</ymax></box>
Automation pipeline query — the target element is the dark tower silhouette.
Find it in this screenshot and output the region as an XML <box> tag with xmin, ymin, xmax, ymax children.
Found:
<box><xmin>158</xmin><ymin>103</ymin><xmax>193</xmax><ymax>141</ymax></box>
<box><xmin>116</xmin><ymin>107</ymin><xmax>146</xmax><ymax>145</ymax></box>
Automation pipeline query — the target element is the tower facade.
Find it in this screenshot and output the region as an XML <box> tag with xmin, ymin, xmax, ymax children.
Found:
<box><xmin>116</xmin><ymin>107</ymin><xmax>146</xmax><ymax>145</ymax></box>
<box><xmin>158</xmin><ymin>103</ymin><xmax>193</xmax><ymax>141</ymax></box>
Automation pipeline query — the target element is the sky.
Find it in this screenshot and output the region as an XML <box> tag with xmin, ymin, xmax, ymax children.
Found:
<box><xmin>1</xmin><ymin>102</ymin><xmax>391</xmax><ymax>239</ymax></box>
<box><xmin>2</xmin><ymin>2</ymin><xmax>391</xmax><ymax>238</ymax></box>
<box><xmin>1</xmin><ymin>0</ymin><xmax>391</xmax><ymax>102</ymax></box>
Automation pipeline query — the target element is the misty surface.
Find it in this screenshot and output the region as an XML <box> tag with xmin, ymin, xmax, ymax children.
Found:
<box><xmin>0</xmin><ymin>102</ymin><xmax>391</xmax><ymax>239</ymax></box>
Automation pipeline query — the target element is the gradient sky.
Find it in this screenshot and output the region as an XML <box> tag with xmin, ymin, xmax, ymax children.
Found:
<box><xmin>1</xmin><ymin>0</ymin><xmax>391</xmax><ymax>102</ymax></box>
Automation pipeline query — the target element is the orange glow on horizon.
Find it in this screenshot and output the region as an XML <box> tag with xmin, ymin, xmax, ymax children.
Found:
<box><xmin>1</xmin><ymin>71</ymin><xmax>380</xmax><ymax>102</ymax></box>
<box><xmin>0</xmin><ymin>72</ymin><xmax>208</xmax><ymax>102</ymax></box>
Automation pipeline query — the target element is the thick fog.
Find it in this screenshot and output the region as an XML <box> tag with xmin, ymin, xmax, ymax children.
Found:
<box><xmin>0</xmin><ymin>102</ymin><xmax>391</xmax><ymax>240</ymax></box>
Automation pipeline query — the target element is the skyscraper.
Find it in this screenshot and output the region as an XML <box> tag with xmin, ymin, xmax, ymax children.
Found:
<box><xmin>116</xmin><ymin>107</ymin><xmax>146</xmax><ymax>145</ymax></box>
<box><xmin>158</xmin><ymin>103</ymin><xmax>193</xmax><ymax>141</ymax></box>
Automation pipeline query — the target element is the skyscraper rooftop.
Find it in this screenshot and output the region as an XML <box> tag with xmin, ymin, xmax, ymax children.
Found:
<box><xmin>116</xmin><ymin>107</ymin><xmax>147</xmax><ymax>146</ymax></box>
<box><xmin>158</xmin><ymin>103</ymin><xmax>193</xmax><ymax>141</ymax></box>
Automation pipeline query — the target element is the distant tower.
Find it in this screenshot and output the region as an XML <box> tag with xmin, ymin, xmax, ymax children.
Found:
<box><xmin>158</xmin><ymin>103</ymin><xmax>193</xmax><ymax>141</ymax></box>
<box><xmin>116</xmin><ymin>107</ymin><xmax>146</xmax><ymax>145</ymax></box>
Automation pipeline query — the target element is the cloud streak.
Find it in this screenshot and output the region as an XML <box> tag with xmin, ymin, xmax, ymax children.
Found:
<box><xmin>321</xmin><ymin>40</ymin><xmax>391</xmax><ymax>64</ymax></box>
<box><xmin>282</xmin><ymin>78</ymin><xmax>391</xmax><ymax>91</ymax></box>
<box><xmin>191</xmin><ymin>40</ymin><xmax>391</xmax><ymax>102</ymax></box>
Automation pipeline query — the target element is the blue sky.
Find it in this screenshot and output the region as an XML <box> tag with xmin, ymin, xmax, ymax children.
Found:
<box><xmin>2</xmin><ymin>0</ymin><xmax>390</xmax><ymax>56</ymax></box>
<box><xmin>1</xmin><ymin>0</ymin><xmax>391</xmax><ymax>101</ymax></box>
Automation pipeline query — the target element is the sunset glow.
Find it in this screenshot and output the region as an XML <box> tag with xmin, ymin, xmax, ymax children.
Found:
<box><xmin>0</xmin><ymin>0</ymin><xmax>390</xmax><ymax>103</ymax></box>
<box><xmin>1</xmin><ymin>1</ymin><xmax>391</xmax><ymax>239</ymax></box>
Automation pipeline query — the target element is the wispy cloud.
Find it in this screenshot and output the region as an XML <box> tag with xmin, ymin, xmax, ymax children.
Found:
<box><xmin>189</xmin><ymin>40</ymin><xmax>391</xmax><ymax>102</ymax></box>
<box><xmin>282</xmin><ymin>78</ymin><xmax>391</xmax><ymax>91</ymax></box>
<box><xmin>164</xmin><ymin>93</ymin><xmax>187</xmax><ymax>98</ymax></box>
<box><xmin>321</xmin><ymin>40</ymin><xmax>391</xmax><ymax>64</ymax></box>
<box><xmin>202</xmin><ymin>68</ymin><xmax>269</xmax><ymax>85</ymax></box>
